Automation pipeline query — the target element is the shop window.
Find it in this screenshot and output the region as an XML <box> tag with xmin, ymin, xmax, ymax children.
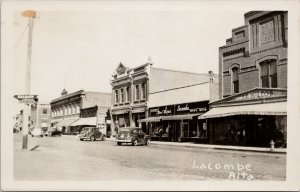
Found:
<box><xmin>182</xmin><ymin>121</ymin><xmax>189</xmax><ymax>138</ymax></box>
<box><xmin>232</xmin><ymin>67</ymin><xmax>239</xmax><ymax>93</ymax></box>
<box><xmin>115</xmin><ymin>90</ymin><xmax>119</xmax><ymax>104</ymax></box>
<box><xmin>135</xmin><ymin>84</ymin><xmax>140</xmax><ymax>101</ymax></box>
<box><xmin>260</xmin><ymin>60</ymin><xmax>277</xmax><ymax>88</ymax></box>
<box><xmin>141</xmin><ymin>83</ymin><xmax>146</xmax><ymax>100</ymax></box>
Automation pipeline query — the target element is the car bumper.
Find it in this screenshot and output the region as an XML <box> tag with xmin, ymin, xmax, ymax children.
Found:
<box><xmin>115</xmin><ymin>139</ymin><xmax>133</xmax><ymax>143</ymax></box>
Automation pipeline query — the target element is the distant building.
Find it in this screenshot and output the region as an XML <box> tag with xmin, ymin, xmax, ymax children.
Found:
<box><xmin>200</xmin><ymin>11</ymin><xmax>287</xmax><ymax>147</ymax></box>
<box><xmin>50</xmin><ymin>89</ymin><xmax>111</xmax><ymax>135</ymax></box>
<box><xmin>110</xmin><ymin>62</ymin><xmax>219</xmax><ymax>142</ymax></box>
<box><xmin>30</xmin><ymin>102</ymin><xmax>51</xmax><ymax>132</ymax></box>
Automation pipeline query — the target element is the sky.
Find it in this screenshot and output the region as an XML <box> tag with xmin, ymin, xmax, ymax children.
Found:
<box><xmin>9</xmin><ymin>1</ymin><xmax>249</xmax><ymax>113</ymax></box>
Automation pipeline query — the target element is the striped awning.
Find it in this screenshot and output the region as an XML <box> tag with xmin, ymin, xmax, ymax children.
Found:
<box><xmin>199</xmin><ymin>102</ymin><xmax>286</xmax><ymax>119</ymax></box>
<box><xmin>70</xmin><ymin>117</ymin><xmax>96</xmax><ymax>126</ymax></box>
<box><xmin>56</xmin><ymin>118</ymin><xmax>79</xmax><ymax>127</ymax></box>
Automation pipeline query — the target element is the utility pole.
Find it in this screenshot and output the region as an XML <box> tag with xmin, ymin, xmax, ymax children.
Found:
<box><xmin>21</xmin><ymin>10</ymin><xmax>36</xmax><ymax>150</ymax></box>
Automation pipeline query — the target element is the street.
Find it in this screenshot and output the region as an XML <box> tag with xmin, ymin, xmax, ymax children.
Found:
<box><xmin>14</xmin><ymin>133</ymin><xmax>286</xmax><ymax>181</ymax></box>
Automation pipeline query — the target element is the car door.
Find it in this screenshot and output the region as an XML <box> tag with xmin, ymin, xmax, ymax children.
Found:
<box><xmin>94</xmin><ymin>128</ymin><xmax>101</xmax><ymax>139</ymax></box>
<box><xmin>137</xmin><ymin>129</ymin><xmax>145</xmax><ymax>143</ymax></box>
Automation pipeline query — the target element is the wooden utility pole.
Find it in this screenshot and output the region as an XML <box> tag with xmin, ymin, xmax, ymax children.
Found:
<box><xmin>22</xmin><ymin>10</ymin><xmax>36</xmax><ymax>150</ymax></box>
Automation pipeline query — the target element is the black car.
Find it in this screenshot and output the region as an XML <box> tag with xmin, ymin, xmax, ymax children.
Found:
<box><xmin>48</xmin><ymin>127</ymin><xmax>62</xmax><ymax>136</ymax></box>
<box><xmin>79</xmin><ymin>127</ymin><xmax>105</xmax><ymax>141</ymax></box>
<box><xmin>115</xmin><ymin>127</ymin><xmax>150</xmax><ymax>146</ymax></box>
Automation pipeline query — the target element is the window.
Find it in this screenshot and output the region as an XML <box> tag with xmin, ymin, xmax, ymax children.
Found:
<box><xmin>232</xmin><ymin>67</ymin><xmax>239</xmax><ymax>93</ymax></box>
<box><xmin>260</xmin><ymin>60</ymin><xmax>277</xmax><ymax>88</ymax></box>
<box><xmin>126</xmin><ymin>87</ymin><xmax>130</xmax><ymax>102</ymax></box>
<box><xmin>115</xmin><ymin>90</ymin><xmax>119</xmax><ymax>104</ymax></box>
<box><xmin>120</xmin><ymin>89</ymin><xmax>124</xmax><ymax>103</ymax></box>
<box><xmin>141</xmin><ymin>83</ymin><xmax>146</xmax><ymax>99</ymax></box>
<box><xmin>135</xmin><ymin>84</ymin><xmax>140</xmax><ymax>100</ymax></box>
<box><xmin>43</xmin><ymin>108</ymin><xmax>48</xmax><ymax>114</ymax></box>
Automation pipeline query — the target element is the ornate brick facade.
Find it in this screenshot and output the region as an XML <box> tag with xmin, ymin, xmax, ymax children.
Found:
<box><xmin>219</xmin><ymin>11</ymin><xmax>288</xmax><ymax>98</ymax></box>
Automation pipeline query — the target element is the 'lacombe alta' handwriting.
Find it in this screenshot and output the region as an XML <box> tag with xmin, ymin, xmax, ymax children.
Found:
<box><xmin>192</xmin><ymin>160</ymin><xmax>255</xmax><ymax>180</ymax></box>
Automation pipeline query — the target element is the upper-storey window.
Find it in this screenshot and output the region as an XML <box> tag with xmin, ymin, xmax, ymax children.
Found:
<box><xmin>135</xmin><ymin>84</ymin><xmax>140</xmax><ymax>101</ymax></box>
<box><xmin>120</xmin><ymin>88</ymin><xmax>124</xmax><ymax>103</ymax></box>
<box><xmin>43</xmin><ymin>108</ymin><xmax>48</xmax><ymax>114</ymax></box>
<box><xmin>115</xmin><ymin>90</ymin><xmax>119</xmax><ymax>104</ymax></box>
<box><xmin>141</xmin><ymin>83</ymin><xmax>146</xmax><ymax>99</ymax></box>
<box><xmin>260</xmin><ymin>59</ymin><xmax>277</xmax><ymax>88</ymax></box>
<box><xmin>232</xmin><ymin>67</ymin><xmax>239</xmax><ymax>94</ymax></box>
<box><xmin>126</xmin><ymin>87</ymin><xmax>130</xmax><ymax>102</ymax></box>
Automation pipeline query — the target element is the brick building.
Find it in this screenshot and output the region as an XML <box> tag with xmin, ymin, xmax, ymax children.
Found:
<box><xmin>111</xmin><ymin>61</ymin><xmax>219</xmax><ymax>142</ymax></box>
<box><xmin>50</xmin><ymin>89</ymin><xmax>111</xmax><ymax>134</ymax></box>
<box><xmin>219</xmin><ymin>11</ymin><xmax>287</xmax><ymax>97</ymax></box>
<box><xmin>200</xmin><ymin>11</ymin><xmax>287</xmax><ymax>148</ymax></box>
<box><xmin>30</xmin><ymin>102</ymin><xmax>51</xmax><ymax>132</ymax></box>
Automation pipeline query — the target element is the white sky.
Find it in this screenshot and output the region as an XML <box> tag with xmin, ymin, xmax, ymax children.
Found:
<box><xmin>4</xmin><ymin>0</ymin><xmax>293</xmax><ymax>113</ymax></box>
<box><xmin>12</xmin><ymin>10</ymin><xmax>244</xmax><ymax>104</ymax></box>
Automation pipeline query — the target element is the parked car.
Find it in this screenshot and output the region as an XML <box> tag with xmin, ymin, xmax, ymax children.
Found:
<box><xmin>31</xmin><ymin>128</ymin><xmax>44</xmax><ymax>137</ymax></box>
<box><xmin>115</xmin><ymin>127</ymin><xmax>150</xmax><ymax>146</ymax></box>
<box><xmin>79</xmin><ymin>127</ymin><xmax>105</xmax><ymax>141</ymax></box>
<box><xmin>48</xmin><ymin>127</ymin><xmax>62</xmax><ymax>136</ymax></box>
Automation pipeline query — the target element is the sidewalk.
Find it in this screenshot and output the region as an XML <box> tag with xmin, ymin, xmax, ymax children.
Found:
<box><xmin>63</xmin><ymin>135</ymin><xmax>286</xmax><ymax>154</ymax></box>
<box><xmin>106</xmin><ymin>136</ymin><xmax>286</xmax><ymax>154</ymax></box>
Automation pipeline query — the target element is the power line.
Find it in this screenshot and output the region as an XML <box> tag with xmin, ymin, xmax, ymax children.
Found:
<box><xmin>14</xmin><ymin>24</ymin><xmax>29</xmax><ymax>50</ymax></box>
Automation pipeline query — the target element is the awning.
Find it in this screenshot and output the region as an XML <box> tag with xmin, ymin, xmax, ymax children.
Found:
<box><xmin>199</xmin><ymin>102</ymin><xmax>286</xmax><ymax>119</ymax></box>
<box><xmin>111</xmin><ymin>109</ymin><xmax>130</xmax><ymax>115</ymax></box>
<box><xmin>132</xmin><ymin>108</ymin><xmax>145</xmax><ymax>113</ymax></box>
<box><xmin>70</xmin><ymin>117</ymin><xmax>96</xmax><ymax>126</ymax></box>
<box><xmin>56</xmin><ymin>118</ymin><xmax>79</xmax><ymax>127</ymax></box>
<box><xmin>138</xmin><ymin>116</ymin><xmax>162</xmax><ymax>123</ymax></box>
<box><xmin>161</xmin><ymin>113</ymin><xmax>202</xmax><ymax>120</ymax></box>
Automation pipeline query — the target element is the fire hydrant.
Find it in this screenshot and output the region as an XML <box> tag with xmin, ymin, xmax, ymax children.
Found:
<box><xmin>270</xmin><ymin>140</ymin><xmax>275</xmax><ymax>151</ymax></box>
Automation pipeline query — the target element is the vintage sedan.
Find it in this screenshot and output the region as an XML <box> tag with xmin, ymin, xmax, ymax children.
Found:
<box><xmin>115</xmin><ymin>127</ymin><xmax>150</xmax><ymax>146</ymax></box>
<box><xmin>79</xmin><ymin>127</ymin><xmax>105</xmax><ymax>141</ymax></box>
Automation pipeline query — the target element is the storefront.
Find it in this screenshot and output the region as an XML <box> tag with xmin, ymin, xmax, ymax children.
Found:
<box><xmin>111</xmin><ymin>107</ymin><xmax>130</xmax><ymax>134</ymax></box>
<box><xmin>200</xmin><ymin>88</ymin><xmax>287</xmax><ymax>148</ymax></box>
<box><xmin>139</xmin><ymin>101</ymin><xmax>209</xmax><ymax>142</ymax></box>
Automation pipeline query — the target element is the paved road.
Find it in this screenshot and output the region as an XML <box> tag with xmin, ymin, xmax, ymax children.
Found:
<box><xmin>14</xmin><ymin>133</ymin><xmax>286</xmax><ymax>181</ymax></box>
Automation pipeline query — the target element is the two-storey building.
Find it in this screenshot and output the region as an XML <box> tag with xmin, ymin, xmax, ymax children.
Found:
<box><xmin>110</xmin><ymin>62</ymin><xmax>150</xmax><ymax>135</ymax></box>
<box><xmin>30</xmin><ymin>102</ymin><xmax>51</xmax><ymax>132</ymax></box>
<box><xmin>199</xmin><ymin>11</ymin><xmax>287</xmax><ymax>148</ymax></box>
<box><xmin>111</xmin><ymin>61</ymin><xmax>219</xmax><ymax>142</ymax></box>
<box><xmin>50</xmin><ymin>89</ymin><xmax>111</xmax><ymax>134</ymax></box>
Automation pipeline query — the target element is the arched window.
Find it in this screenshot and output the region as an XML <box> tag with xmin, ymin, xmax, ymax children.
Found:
<box><xmin>260</xmin><ymin>59</ymin><xmax>277</xmax><ymax>88</ymax></box>
<box><xmin>115</xmin><ymin>90</ymin><xmax>119</xmax><ymax>104</ymax></box>
<box><xmin>232</xmin><ymin>67</ymin><xmax>239</xmax><ymax>94</ymax></box>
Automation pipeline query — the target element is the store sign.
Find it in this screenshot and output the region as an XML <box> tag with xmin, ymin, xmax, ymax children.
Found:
<box><xmin>176</xmin><ymin>104</ymin><xmax>207</xmax><ymax>114</ymax></box>
<box><xmin>232</xmin><ymin>89</ymin><xmax>278</xmax><ymax>101</ymax></box>
<box><xmin>157</xmin><ymin>106</ymin><xmax>172</xmax><ymax>115</ymax></box>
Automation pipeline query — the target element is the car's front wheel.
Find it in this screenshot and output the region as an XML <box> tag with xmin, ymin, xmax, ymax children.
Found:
<box><xmin>133</xmin><ymin>140</ymin><xmax>138</xmax><ymax>146</ymax></box>
<box><xmin>117</xmin><ymin>142</ymin><xmax>121</xmax><ymax>146</ymax></box>
<box><xmin>90</xmin><ymin>136</ymin><xmax>95</xmax><ymax>141</ymax></box>
<box><xmin>80</xmin><ymin>138</ymin><xmax>83</xmax><ymax>141</ymax></box>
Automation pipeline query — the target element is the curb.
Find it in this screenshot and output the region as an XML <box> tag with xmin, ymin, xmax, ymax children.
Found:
<box><xmin>61</xmin><ymin>135</ymin><xmax>286</xmax><ymax>154</ymax></box>
<box><xmin>150</xmin><ymin>141</ymin><xmax>286</xmax><ymax>154</ymax></box>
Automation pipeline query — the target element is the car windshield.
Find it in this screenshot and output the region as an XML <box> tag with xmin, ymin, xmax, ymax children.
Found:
<box><xmin>81</xmin><ymin>128</ymin><xmax>92</xmax><ymax>133</ymax></box>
